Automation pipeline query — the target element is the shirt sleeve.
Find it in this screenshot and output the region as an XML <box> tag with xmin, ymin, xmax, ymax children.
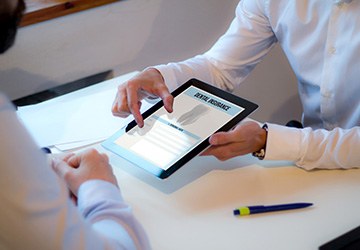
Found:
<box><xmin>264</xmin><ymin>123</ymin><xmax>360</xmax><ymax>170</ymax></box>
<box><xmin>154</xmin><ymin>0</ymin><xmax>276</xmax><ymax>92</ymax></box>
<box><xmin>0</xmin><ymin>94</ymin><xmax>150</xmax><ymax>250</ymax></box>
<box><xmin>78</xmin><ymin>180</ymin><xmax>151</xmax><ymax>250</ymax></box>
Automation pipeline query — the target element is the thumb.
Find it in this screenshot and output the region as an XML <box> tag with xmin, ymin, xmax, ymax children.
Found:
<box><xmin>209</xmin><ymin>130</ymin><xmax>236</xmax><ymax>146</ymax></box>
<box><xmin>51</xmin><ymin>157</ymin><xmax>72</xmax><ymax>179</ymax></box>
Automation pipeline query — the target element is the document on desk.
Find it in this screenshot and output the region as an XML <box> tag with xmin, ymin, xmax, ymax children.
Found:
<box><xmin>17</xmin><ymin>82</ymin><xmax>152</xmax><ymax>150</ymax></box>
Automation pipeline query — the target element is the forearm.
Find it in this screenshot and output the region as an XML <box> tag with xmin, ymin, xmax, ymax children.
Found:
<box><xmin>154</xmin><ymin>54</ymin><xmax>233</xmax><ymax>92</ymax></box>
<box><xmin>154</xmin><ymin>1</ymin><xmax>276</xmax><ymax>93</ymax></box>
<box><xmin>78</xmin><ymin>180</ymin><xmax>150</xmax><ymax>250</ymax></box>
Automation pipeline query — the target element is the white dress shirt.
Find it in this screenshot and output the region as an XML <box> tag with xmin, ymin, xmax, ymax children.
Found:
<box><xmin>0</xmin><ymin>93</ymin><xmax>150</xmax><ymax>249</ymax></box>
<box><xmin>154</xmin><ymin>0</ymin><xmax>360</xmax><ymax>169</ymax></box>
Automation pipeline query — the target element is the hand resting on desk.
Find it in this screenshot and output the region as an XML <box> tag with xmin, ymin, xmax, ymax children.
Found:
<box><xmin>51</xmin><ymin>149</ymin><xmax>118</xmax><ymax>198</ymax></box>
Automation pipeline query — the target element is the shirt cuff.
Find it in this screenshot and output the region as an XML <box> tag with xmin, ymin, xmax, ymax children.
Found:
<box><xmin>152</xmin><ymin>65</ymin><xmax>180</xmax><ymax>92</ymax></box>
<box><xmin>77</xmin><ymin>180</ymin><xmax>126</xmax><ymax>216</ymax></box>
<box><xmin>264</xmin><ymin>123</ymin><xmax>303</xmax><ymax>162</ymax></box>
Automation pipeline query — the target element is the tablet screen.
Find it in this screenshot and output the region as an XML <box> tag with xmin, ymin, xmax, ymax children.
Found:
<box><xmin>102</xmin><ymin>79</ymin><xmax>258</xmax><ymax>179</ymax></box>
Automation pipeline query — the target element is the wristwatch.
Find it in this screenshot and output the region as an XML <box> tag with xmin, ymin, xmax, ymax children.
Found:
<box><xmin>252</xmin><ymin>124</ymin><xmax>268</xmax><ymax>160</ymax></box>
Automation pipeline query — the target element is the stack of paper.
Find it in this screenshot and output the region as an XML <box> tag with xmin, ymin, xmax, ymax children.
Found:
<box><xmin>17</xmin><ymin>71</ymin><xmax>153</xmax><ymax>151</ymax></box>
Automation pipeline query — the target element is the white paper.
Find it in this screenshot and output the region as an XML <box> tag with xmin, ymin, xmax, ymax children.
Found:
<box><xmin>17</xmin><ymin>72</ymin><xmax>153</xmax><ymax>149</ymax></box>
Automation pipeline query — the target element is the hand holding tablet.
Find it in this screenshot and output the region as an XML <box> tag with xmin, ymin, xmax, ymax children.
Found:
<box><xmin>103</xmin><ymin>79</ymin><xmax>258</xmax><ymax>179</ymax></box>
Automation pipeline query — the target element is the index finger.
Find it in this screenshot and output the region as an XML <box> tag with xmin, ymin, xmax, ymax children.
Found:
<box><xmin>127</xmin><ymin>84</ymin><xmax>144</xmax><ymax>127</ymax></box>
<box><xmin>159</xmin><ymin>91</ymin><xmax>174</xmax><ymax>114</ymax></box>
<box><xmin>52</xmin><ymin>158</ymin><xmax>72</xmax><ymax>179</ymax></box>
<box><xmin>142</xmin><ymin>81</ymin><xmax>173</xmax><ymax>113</ymax></box>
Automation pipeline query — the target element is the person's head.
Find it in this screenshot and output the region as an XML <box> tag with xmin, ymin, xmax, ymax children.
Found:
<box><xmin>0</xmin><ymin>0</ymin><xmax>25</xmax><ymax>54</ymax></box>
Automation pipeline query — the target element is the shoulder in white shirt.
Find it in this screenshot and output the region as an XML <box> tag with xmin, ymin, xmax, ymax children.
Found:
<box><xmin>153</xmin><ymin>0</ymin><xmax>360</xmax><ymax>169</ymax></box>
<box><xmin>0</xmin><ymin>93</ymin><xmax>150</xmax><ymax>249</ymax></box>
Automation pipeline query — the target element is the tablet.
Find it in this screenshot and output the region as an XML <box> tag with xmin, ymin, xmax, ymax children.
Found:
<box><xmin>319</xmin><ymin>225</ymin><xmax>360</xmax><ymax>250</ymax></box>
<box><xmin>102</xmin><ymin>78</ymin><xmax>258</xmax><ymax>179</ymax></box>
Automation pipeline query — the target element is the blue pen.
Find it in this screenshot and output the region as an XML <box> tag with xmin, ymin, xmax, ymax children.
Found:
<box><xmin>233</xmin><ymin>202</ymin><xmax>313</xmax><ymax>216</ymax></box>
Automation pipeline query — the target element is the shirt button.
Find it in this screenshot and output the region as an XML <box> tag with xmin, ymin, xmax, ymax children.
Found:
<box><xmin>321</xmin><ymin>91</ymin><xmax>332</xmax><ymax>98</ymax></box>
<box><xmin>324</xmin><ymin>122</ymin><xmax>337</xmax><ymax>130</ymax></box>
<box><xmin>335</xmin><ymin>0</ymin><xmax>344</xmax><ymax>7</ymax></box>
<box><xmin>328</xmin><ymin>46</ymin><xmax>336</xmax><ymax>54</ymax></box>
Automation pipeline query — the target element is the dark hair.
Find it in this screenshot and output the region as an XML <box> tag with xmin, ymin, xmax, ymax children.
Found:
<box><xmin>0</xmin><ymin>0</ymin><xmax>26</xmax><ymax>54</ymax></box>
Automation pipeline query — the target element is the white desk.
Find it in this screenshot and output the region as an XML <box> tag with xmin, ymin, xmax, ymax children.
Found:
<box><xmin>103</xmin><ymin>148</ymin><xmax>360</xmax><ymax>250</ymax></box>
<box><xmin>20</xmin><ymin>73</ymin><xmax>360</xmax><ymax>250</ymax></box>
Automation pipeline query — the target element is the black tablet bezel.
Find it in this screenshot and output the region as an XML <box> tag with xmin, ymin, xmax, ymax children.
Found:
<box><xmin>102</xmin><ymin>78</ymin><xmax>258</xmax><ymax>179</ymax></box>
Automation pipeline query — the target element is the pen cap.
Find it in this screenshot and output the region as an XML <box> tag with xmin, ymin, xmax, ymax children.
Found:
<box><xmin>233</xmin><ymin>207</ymin><xmax>251</xmax><ymax>216</ymax></box>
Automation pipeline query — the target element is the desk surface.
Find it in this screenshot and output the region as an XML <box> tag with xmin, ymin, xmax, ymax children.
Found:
<box><xmin>100</xmin><ymin>145</ymin><xmax>360</xmax><ymax>250</ymax></box>
<box><xmin>24</xmin><ymin>72</ymin><xmax>360</xmax><ymax>250</ymax></box>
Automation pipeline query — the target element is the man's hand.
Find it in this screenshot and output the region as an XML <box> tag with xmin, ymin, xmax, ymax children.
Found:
<box><xmin>201</xmin><ymin>121</ymin><xmax>267</xmax><ymax>161</ymax></box>
<box><xmin>51</xmin><ymin>149</ymin><xmax>118</xmax><ymax>197</ymax></box>
<box><xmin>111</xmin><ymin>68</ymin><xmax>174</xmax><ymax>127</ymax></box>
